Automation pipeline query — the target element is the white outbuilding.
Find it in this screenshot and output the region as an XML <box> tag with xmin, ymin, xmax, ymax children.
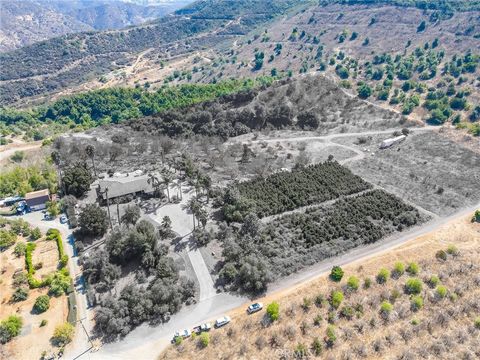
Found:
<box><xmin>380</xmin><ymin>135</ymin><xmax>406</xmax><ymax>149</ymax></box>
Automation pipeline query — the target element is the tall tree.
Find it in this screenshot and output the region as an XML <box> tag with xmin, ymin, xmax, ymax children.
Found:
<box><xmin>187</xmin><ymin>197</ymin><xmax>201</xmax><ymax>230</ymax></box>
<box><xmin>161</xmin><ymin>170</ymin><xmax>174</xmax><ymax>202</ymax></box>
<box><xmin>121</xmin><ymin>205</ymin><xmax>141</xmax><ymax>228</ymax></box>
<box><xmin>85</xmin><ymin>145</ymin><xmax>97</xmax><ymax>178</ymax></box>
<box><xmin>147</xmin><ymin>173</ymin><xmax>162</xmax><ymax>198</ymax></box>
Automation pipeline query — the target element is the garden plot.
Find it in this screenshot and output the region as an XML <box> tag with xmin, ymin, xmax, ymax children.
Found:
<box><xmin>0</xmin><ymin>235</ymin><xmax>68</xmax><ymax>360</ymax></box>
<box><xmin>332</xmin><ymin>131</ymin><xmax>480</xmax><ymax>216</ymax></box>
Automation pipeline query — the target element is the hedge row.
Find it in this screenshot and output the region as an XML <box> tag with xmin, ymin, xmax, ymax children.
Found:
<box><xmin>47</xmin><ymin>228</ymin><xmax>68</xmax><ymax>268</ymax></box>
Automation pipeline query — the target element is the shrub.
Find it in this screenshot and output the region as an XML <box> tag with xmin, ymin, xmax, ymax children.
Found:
<box><xmin>406</xmin><ymin>262</ymin><xmax>419</xmax><ymax>275</ymax></box>
<box><xmin>410</xmin><ymin>295</ymin><xmax>423</xmax><ymax>311</ymax></box>
<box><xmin>48</xmin><ymin>269</ymin><xmax>71</xmax><ymax>296</ymax></box>
<box><xmin>428</xmin><ymin>275</ymin><xmax>440</xmax><ymax>288</ymax></box>
<box><xmin>330</xmin><ymin>266</ymin><xmax>344</xmax><ymax>282</ymax></box>
<box><xmin>340</xmin><ymin>306</ymin><xmax>354</xmax><ymax>320</ymax></box>
<box><xmin>330</xmin><ymin>291</ymin><xmax>344</xmax><ymax>309</ymax></box>
<box><xmin>436</xmin><ymin>285</ymin><xmax>447</xmax><ymax>299</ymax></box>
<box><xmin>446</xmin><ymin>245</ymin><xmax>459</xmax><ymax>256</ymax></box>
<box><xmin>376</xmin><ymin>268</ymin><xmax>390</xmax><ymax>284</ymax></box>
<box><xmin>474</xmin><ymin>317</ymin><xmax>480</xmax><ymax>329</ymax></box>
<box><xmin>363</xmin><ymin>277</ymin><xmax>372</xmax><ymax>289</ymax></box>
<box><xmin>380</xmin><ymin>301</ymin><xmax>393</xmax><ymax>317</ymax></box>
<box><xmin>435</xmin><ymin>250</ymin><xmax>447</xmax><ymax>261</ymax></box>
<box><xmin>311</xmin><ymin>337</ymin><xmax>323</xmax><ymax>355</ymax></box>
<box><xmin>199</xmin><ymin>332</ymin><xmax>209</xmax><ymax>348</ymax></box>
<box><xmin>0</xmin><ymin>315</ymin><xmax>23</xmax><ymax>344</ymax></box>
<box><xmin>51</xmin><ymin>323</ymin><xmax>74</xmax><ymax>346</ymax></box>
<box><xmin>313</xmin><ymin>314</ymin><xmax>323</xmax><ymax>326</ymax></box>
<box><xmin>294</xmin><ymin>343</ymin><xmax>307</xmax><ymax>358</ymax></box>
<box><xmin>12</xmin><ymin>287</ymin><xmax>28</xmax><ymax>302</ymax></box>
<box><xmin>347</xmin><ymin>276</ymin><xmax>359</xmax><ymax>291</ymax></box>
<box><xmin>25</xmin><ymin>242</ymin><xmax>37</xmax><ymax>275</ymax></box>
<box><xmin>392</xmin><ymin>262</ymin><xmax>405</xmax><ymax>278</ymax></box>
<box><xmin>34</xmin><ymin>295</ymin><xmax>50</xmax><ymax>313</ymax></box>
<box><xmin>405</xmin><ymin>278</ymin><xmax>423</xmax><ymax>295</ymax></box>
<box><xmin>40</xmin><ymin>319</ymin><xmax>48</xmax><ymax>327</ymax></box>
<box><xmin>411</xmin><ymin>318</ymin><xmax>420</xmax><ymax>325</ymax></box>
<box><xmin>0</xmin><ymin>229</ymin><xmax>16</xmax><ymax>250</ymax></box>
<box><xmin>174</xmin><ymin>336</ymin><xmax>183</xmax><ymax>346</ymax></box>
<box><xmin>315</xmin><ymin>294</ymin><xmax>325</xmax><ymax>307</ymax></box>
<box><xmin>325</xmin><ymin>325</ymin><xmax>336</xmax><ymax>347</ymax></box>
<box><xmin>302</xmin><ymin>297</ymin><xmax>312</xmax><ymax>312</ymax></box>
<box><xmin>389</xmin><ymin>288</ymin><xmax>401</xmax><ymax>303</ymax></box>
<box><xmin>13</xmin><ymin>242</ymin><xmax>26</xmax><ymax>257</ymax></box>
<box><xmin>267</xmin><ymin>302</ymin><xmax>280</xmax><ymax>321</ymax></box>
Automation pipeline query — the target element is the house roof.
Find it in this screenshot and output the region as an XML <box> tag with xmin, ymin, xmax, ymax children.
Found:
<box><xmin>25</xmin><ymin>189</ymin><xmax>50</xmax><ymax>206</ymax></box>
<box><xmin>98</xmin><ymin>173</ymin><xmax>155</xmax><ymax>199</ymax></box>
<box><xmin>25</xmin><ymin>189</ymin><xmax>49</xmax><ymax>200</ymax></box>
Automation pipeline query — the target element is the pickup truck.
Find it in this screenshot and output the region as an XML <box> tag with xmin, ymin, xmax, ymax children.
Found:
<box><xmin>192</xmin><ymin>323</ymin><xmax>211</xmax><ymax>334</ymax></box>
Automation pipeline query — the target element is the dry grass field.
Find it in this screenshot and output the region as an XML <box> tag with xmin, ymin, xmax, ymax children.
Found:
<box><xmin>161</xmin><ymin>215</ymin><xmax>480</xmax><ymax>360</ymax></box>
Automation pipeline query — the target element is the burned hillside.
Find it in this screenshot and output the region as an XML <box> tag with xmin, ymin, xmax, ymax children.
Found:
<box><xmin>126</xmin><ymin>75</ymin><xmax>405</xmax><ymax>138</ymax></box>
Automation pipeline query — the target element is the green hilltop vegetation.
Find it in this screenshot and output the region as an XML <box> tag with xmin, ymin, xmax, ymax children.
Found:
<box><xmin>319</xmin><ymin>0</ymin><xmax>480</xmax><ymax>12</ymax></box>
<box><xmin>0</xmin><ymin>77</ymin><xmax>274</xmax><ymax>140</ymax></box>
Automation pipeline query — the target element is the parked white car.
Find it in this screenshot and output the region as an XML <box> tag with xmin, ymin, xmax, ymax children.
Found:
<box><xmin>247</xmin><ymin>302</ymin><xmax>263</xmax><ymax>314</ymax></box>
<box><xmin>173</xmin><ymin>329</ymin><xmax>191</xmax><ymax>339</ymax></box>
<box><xmin>215</xmin><ymin>315</ymin><xmax>231</xmax><ymax>328</ymax></box>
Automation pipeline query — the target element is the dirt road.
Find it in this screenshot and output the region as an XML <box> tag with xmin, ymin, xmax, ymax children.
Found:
<box><xmin>0</xmin><ymin>141</ymin><xmax>42</xmax><ymax>164</ymax></box>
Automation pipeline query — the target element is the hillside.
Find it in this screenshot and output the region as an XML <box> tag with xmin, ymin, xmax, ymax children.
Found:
<box><xmin>0</xmin><ymin>0</ymin><xmax>91</xmax><ymax>53</ymax></box>
<box><xmin>0</xmin><ymin>0</ymin><xmax>191</xmax><ymax>53</ymax></box>
<box><xmin>0</xmin><ymin>0</ymin><xmax>310</xmax><ymax>106</ymax></box>
<box><xmin>1</xmin><ymin>0</ymin><xmax>478</xmax><ymax>138</ymax></box>
<box><xmin>162</xmin><ymin>1</ymin><xmax>479</xmax><ymax>132</ymax></box>
<box><xmin>161</xmin><ymin>214</ymin><xmax>480</xmax><ymax>360</ymax></box>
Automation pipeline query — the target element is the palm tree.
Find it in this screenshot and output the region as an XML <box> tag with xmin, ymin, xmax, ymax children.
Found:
<box><xmin>187</xmin><ymin>197</ymin><xmax>200</xmax><ymax>230</ymax></box>
<box><xmin>51</xmin><ymin>150</ymin><xmax>65</xmax><ymax>195</ymax></box>
<box><xmin>147</xmin><ymin>173</ymin><xmax>162</xmax><ymax>198</ymax></box>
<box><xmin>85</xmin><ymin>145</ymin><xmax>97</xmax><ymax>177</ymax></box>
<box><xmin>199</xmin><ymin>174</ymin><xmax>212</xmax><ymax>203</ymax></box>
<box><xmin>162</xmin><ymin>169</ymin><xmax>174</xmax><ymax>202</ymax></box>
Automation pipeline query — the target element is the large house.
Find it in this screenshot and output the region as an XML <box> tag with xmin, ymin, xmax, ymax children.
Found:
<box><xmin>25</xmin><ymin>189</ymin><xmax>50</xmax><ymax>211</ymax></box>
<box><xmin>97</xmin><ymin>172</ymin><xmax>155</xmax><ymax>202</ymax></box>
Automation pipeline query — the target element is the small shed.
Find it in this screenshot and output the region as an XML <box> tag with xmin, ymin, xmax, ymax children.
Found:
<box><xmin>380</xmin><ymin>135</ymin><xmax>406</xmax><ymax>149</ymax></box>
<box><xmin>25</xmin><ymin>189</ymin><xmax>50</xmax><ymax>211</ymax></box>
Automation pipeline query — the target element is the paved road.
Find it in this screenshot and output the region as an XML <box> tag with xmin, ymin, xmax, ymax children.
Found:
<box><xmin>146</xmin><ymin>183</ymin><xmax>218</xmax><ymax>301</ymax></box>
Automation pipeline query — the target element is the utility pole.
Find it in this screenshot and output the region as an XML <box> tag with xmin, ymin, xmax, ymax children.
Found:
<box><xmin>103</xmin><ymin>187</ymin><xmax>113</xmax><ymax>230</ymax></box>
<box><xmin>115</xmin><ymin>199</ymin><xmax>120</xmax><ymax>225</ymax></box>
